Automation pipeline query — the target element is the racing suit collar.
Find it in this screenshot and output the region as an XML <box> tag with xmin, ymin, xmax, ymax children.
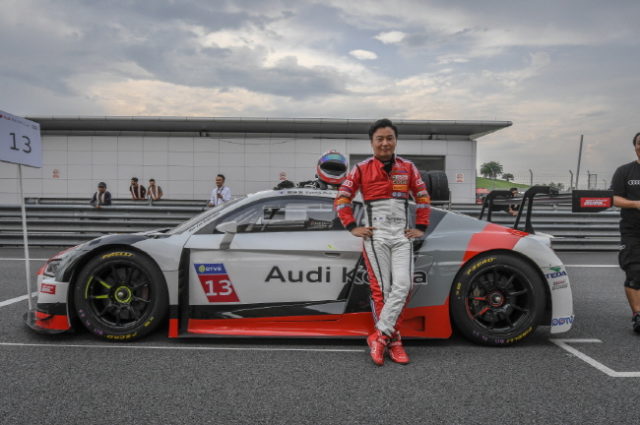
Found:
<box><xmin>374</xmin><ymin>154</ymin><xmax>396</xmax><ymax>174</ymax></box>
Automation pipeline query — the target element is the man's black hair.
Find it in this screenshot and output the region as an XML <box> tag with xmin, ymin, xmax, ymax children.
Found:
<box><xmin>368</xmin><ymin>118</ymin><xmax>398</xmax><ymax>141</ymax></box>
<box><xmin>217</xmin><ymin>174</ymin><xmax>225</xmax><ymax>181</ymax></box>
<box><xmin>633</xmin><ymin>132</ymin><xmax>640</xmax><ymax>146</ymax></box>
<box><xmin>510</xmin><ymin>187</ymin><xmax>518</xmax><ymax>192</ymax></box>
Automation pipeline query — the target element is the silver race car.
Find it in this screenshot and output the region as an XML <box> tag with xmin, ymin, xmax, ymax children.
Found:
<box><xmin>26</xmin><ymin>187</ymin><xmax>573</xmax><ymax>346</ymax></box>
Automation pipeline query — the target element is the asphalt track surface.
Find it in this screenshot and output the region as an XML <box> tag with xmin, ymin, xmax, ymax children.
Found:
<box><xmin>1</xmin><ymin>248</ymin><xmax>639</xmax><ymax>425</ymax></box>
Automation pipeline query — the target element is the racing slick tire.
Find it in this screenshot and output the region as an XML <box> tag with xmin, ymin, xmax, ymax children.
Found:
<box><xmin>450</xmin><ymin>253</ymin><xmax>545</xmax><ymax>346</ymax></box>
<box><xmin>73</xmin><ymin>249</ymin><xmax>168</xmax><ymax>342</ymax></box>
<box><xmin>420</xmin><ymin>170</ymin><xmax>450</xmax><ymax>201</ymax></box>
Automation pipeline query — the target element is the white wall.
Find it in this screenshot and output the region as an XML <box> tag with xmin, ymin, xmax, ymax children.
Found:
<box><xmin>0</xmin><ymin>134</ymin><xmax>476</xmax><ymax>204</ymax></box>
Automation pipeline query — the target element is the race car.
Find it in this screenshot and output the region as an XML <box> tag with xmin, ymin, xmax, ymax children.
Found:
<box><xmin>25</xmin><ymin>187</ymin><xmax>573</xmax><ymax>346</ymax></box>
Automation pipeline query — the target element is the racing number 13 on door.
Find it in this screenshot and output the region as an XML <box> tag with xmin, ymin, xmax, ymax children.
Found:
<box><xmin>194</xmin><ymin>263</ymin><xmax>240</xmax><ymax>302</ymax></box>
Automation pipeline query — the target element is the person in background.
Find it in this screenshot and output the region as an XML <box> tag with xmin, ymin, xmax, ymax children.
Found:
<box><xmin>90</xmin><ymin>182</ymin><xmax>111</xmax><ymax>208</ymax></box>
<box><xmin>507</xmin><ymin>187</ymin><xmax>520</xmax><ymax>216</ymax></box>
<box><xmin>147</xmin><ymin>178</ymin><xmax>163</xmax><ymax>201</ymax></box>
<box><xmin>208</xmin><ymin>174</ymin><xmax>231</xmax><ymax>207</ymax></box>
<box><xmin>130</xmin><ymin>177</ymin><xmax>146</xmax><ymax>200</ymax></box>
<box><xmin>611</xmin><ymin>132</ymin><xmax>640</xmax><ymax>333</ymax></box>
<box><xmin>273</xmin><ymin>171</ymin><xmax>295</xmax><ymax>190</ymax></box>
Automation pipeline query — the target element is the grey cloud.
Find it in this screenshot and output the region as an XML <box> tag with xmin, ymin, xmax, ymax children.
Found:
<box><xmin>0</xmin><ymin>0</ymin><xmax>349</xmax><ymax>100</ymax></box>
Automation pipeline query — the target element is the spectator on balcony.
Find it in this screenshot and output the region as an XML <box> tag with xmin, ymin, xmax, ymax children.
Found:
<box><xmin>130</xmin><ymin>177</ymin><xmax>146</xmax><ymax>200</ymax></box>
<box><xmin>208</xmin><ymin>174</ymin><xmax>231</xmax><ymax>207</ymax></box>
<box><xmin>147</xmin><ymin>178</ymin><xmax>163</xmax><ymax>201</ymax></box>
<box><xmin>90</xmin><ymin>182</ymin><xmax>111</xmax><ymax>208</ymax></box>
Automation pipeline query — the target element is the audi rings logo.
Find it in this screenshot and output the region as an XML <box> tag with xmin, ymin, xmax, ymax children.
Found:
<box><xmin>628</xmin><ymin>180</ymin><xmax>640</xmax><ymax>186</ymax></box>
<box><xmin>551</xmin><ymin>316</ymin><xmax>575</xmax><ymax>326</ymax></box>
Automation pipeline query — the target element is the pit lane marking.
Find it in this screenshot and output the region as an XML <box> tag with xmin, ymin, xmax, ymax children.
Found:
<box><xmin>550</xmin><ymin>339</ymin><xmax>640</xmax><ymax>378</ymax></box>
<box><xmin>0</xmin><ymin>342</ymin><xmax>363</xmax><ymax>353</ymax></box>
<box><xmin>0</xmin><ymin>292</ymin><xmax>38</xmax><ymax>308</ymax></box>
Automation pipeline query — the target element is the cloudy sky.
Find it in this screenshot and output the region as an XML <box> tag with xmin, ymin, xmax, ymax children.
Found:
<box><xmin>2</xmin><ymin>0</ymin><xmax>639</xmax><ymax>188</ymax></box>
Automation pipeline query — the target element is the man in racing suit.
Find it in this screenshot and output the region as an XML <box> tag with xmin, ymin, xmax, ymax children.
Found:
<box><xmin>335</xmin><ymin>118</ymin><xmax>431</xmax><ymax>365</ymax></box>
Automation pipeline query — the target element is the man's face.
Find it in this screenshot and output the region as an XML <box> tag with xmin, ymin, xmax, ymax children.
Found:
<box><xmin>131</xmin><ymin>180</ymin><xmax>138</xmax><ymax>187</ymax></box>
<box><xmin>149</xmin><ymin>180</ymin><xmax>155</xmax><ymax>187</ymax></box>
<box><xmin>215</xmin><ymin>177</ymin><xmax>224</xmax><ymax>187</ymax></box>
<box><xmin>635</xmin><ymin>137</ymin><xmax>640</xmax><ymax>159</ymax></box>
<box><xmin>98</xmin><ymin>186</ymin><xmax>105</xmax><ymax>193</ymax></box>
<box><xmin>371</xmin><ymin>127</ymin><xmax>397</xmax><ymax>161</ymax></box>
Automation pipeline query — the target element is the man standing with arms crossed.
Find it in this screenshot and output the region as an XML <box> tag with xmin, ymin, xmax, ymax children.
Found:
<box><xmin>335</xmin><ymin>118</ymin><xmax>431</xmax><ymax>365</ymax></box>
<box><xmin>611</xmin><ymin>132</ymin><xmax>640</xmax><ymax>333</ymax></box>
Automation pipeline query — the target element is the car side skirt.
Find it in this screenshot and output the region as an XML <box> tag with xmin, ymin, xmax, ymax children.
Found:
<box><xmin>167</xmin><ymin>299</ymin><xmax>451</xmax><ymax>338</ymax></box>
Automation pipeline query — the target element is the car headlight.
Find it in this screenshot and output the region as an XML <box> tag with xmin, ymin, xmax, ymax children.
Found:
<box><xmin>43</xmin><ymin>259</ymin><xmax>61</xmax><ymax>278</ymax></box>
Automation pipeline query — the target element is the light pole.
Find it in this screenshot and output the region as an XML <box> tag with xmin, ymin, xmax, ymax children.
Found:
<box><xmin>529</xmin><ymin>169</ymin><xmax>533</xmax><ymax>186</ymax></box>
<box><xmin>576</xmin><ymin>134</ymin><xmax>584</xmax><ymax>189</ymax></box>
<box><xmin>569</xmin><ymin>170</ymin><xmax>574</xmax><ymax>190</ymax></box>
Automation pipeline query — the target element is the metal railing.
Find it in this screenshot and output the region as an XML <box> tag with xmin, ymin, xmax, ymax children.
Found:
<box><xmin>0</xmin><ymin>197</ymin><xmax>622</xmax><ymax>250</ymax></box>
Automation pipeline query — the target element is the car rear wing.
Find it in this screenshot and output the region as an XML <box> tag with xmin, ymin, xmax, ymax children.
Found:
<box><xmin>479</xmin><ymin>187</ymin><xmax>613</xmax><ymax>234</ymax></box>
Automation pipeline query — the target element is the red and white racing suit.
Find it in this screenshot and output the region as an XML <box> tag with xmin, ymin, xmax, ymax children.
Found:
<box><xmin>335</xmin><ymin>155</ymin><xmax>431</xmax><ymax>336</ymax></box>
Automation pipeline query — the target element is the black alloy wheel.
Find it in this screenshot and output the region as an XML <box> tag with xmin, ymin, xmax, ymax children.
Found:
<box><xmin>73</xmin><ymin>250</ymin><xmax>168</xmax><ymax>341</ymax></box>
<box><xmin>451</xmin><ymin>253</ymin><xmax>545</xmax><ymax>346</ymax></box>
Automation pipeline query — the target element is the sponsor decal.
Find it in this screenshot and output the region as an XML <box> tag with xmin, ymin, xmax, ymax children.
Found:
<box><xmin>265</xmin><ymin>265</ymin><xmax>427</xmax><ymax>285</ymax></box>
<box><xmin>101</xmin><ymin>252</ymin><xmax>133</xmax><ymax>259</ymax></box>
<box><xmin>342</xmin><ymin>179</ymin><xmax>353</xmax><ymax>188</ymax></box>
<box><xmin>194</xmin><ymin>263</ymin><xmax>239</xmax><ymax>302</ymax></box>
<box><xmin>466</xmin><ymin>257</ymin><xmax>496</xmax><ymax>275</ymax></box>
<box><xmin>580</xmin><ymin>197</ymin><xmax>612</xmax><ymax>208</ymax></box>
<box><xmin>551</xmin><ymin>316</ymin><xmax>575</xmax><ymax>326</ymax></box>
<box><xmin>552</xmin><ymin>280</ymin><xmax>569</xmax><ymax>290</ymax></box>
<box><xmin>628</xmin><ymin>180</ymin><xmax>640</xmax><ymax>186</ymax></box>
<box><xmin>40</xmin><ymin>283</ymin><xmax>56</xmax><ymax>295</ymax></box>
<box><xmin>544</xmin><ymin>266</ymin><xmax>568</xmax><ymax>280</ymax></box>
<box><xmin>392</xmin><ymin>174</ymin><xmax>409</xmax><ymax>185</ymax></box>
<box><xmin>506</xmin><ymin>326</ymin><xmax>533</xmax><ymax>344</ymax></box>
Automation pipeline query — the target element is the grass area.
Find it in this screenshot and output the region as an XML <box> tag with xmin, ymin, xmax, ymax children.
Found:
<box><xmin>476</xmin><ymin>177</ymin><xmax>529</xmax><ymax>190</ymax></box>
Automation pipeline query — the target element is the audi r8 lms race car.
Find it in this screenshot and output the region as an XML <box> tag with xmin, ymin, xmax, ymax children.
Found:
<box><xmin>26</xmin><ymin>187</ymin><xmax>574</xmax><ymax>346</ymax></box>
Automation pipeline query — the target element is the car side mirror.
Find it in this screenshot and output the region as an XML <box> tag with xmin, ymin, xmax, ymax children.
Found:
<box><xmin>216</xmin><ymin>221</ymin><xmax>238</xmax><ymax>234</ymax></box>
<box><xmin>216</xmin><ymin>221</ymin><xmax>237</xmax><ymax>250</ymax></box>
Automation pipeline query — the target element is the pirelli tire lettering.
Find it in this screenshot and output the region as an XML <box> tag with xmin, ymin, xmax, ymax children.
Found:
<box><xmin>72</xmin><ymin>249</ymin><xmax>168</xmax><ymax>342</ymax></box>
<box><xmin>450</xmin><ymin>253</ymin><xmax>546</xmax><ymax>346</ymax></box>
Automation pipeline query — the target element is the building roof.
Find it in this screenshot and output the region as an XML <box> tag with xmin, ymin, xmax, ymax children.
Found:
<box><xmin>28</xmin><ymin>116</ymin><xmax>512</xmax><ymax>139</ymax></box>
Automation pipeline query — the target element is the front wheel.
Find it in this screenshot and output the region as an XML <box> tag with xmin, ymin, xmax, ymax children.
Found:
<box><xmin>73</xmin><ymin>249</ymin><xmax>168</xmax><ymax>341</ymax></box>
<box><xmin>450</xmin><ymin>253</ymin><xmax>546</xmax><ymax>346</ymax></box>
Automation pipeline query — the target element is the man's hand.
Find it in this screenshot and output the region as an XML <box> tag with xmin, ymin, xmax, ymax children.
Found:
<box><xmin>350</xmin><ymin>226</ymin><xmax>375</xmax><ymax>238</ymax></box>
<box><xmin>404</xmin><ymin>228</ymin><xmax>425</xmax><ymax>239</ymax></box>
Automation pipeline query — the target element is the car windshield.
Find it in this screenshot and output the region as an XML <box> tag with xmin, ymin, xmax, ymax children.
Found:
<box><xmin>168</xmin><ymin>197</ymin><xmax>244</xmax><ymax>234</ymax></box>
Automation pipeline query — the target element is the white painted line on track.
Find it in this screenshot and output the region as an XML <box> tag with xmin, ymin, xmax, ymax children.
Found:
<box><xmin>0</xmin><ymin>292</ymin><xmax>38</xmax><ymax>308</ymax></box>
<box><xmin>550</xmin><ymin>338</ymin><xmax>640</xmax><ymax>378</ymax></box>
<box><xmin>0</xmin><ymin>341</ymin><xmax>363</xmax><ymax>353</ymax></box>
<box><xmin>564</xmin><ymin>265</ymin><xmax>618</xmax><ymax>268</ymax></box>
<box><xmin>0</xmin><ymin>258</ymin><xmax>48</xmax><ymax>261</ymax></box>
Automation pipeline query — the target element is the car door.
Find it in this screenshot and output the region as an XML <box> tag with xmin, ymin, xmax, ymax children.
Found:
<box><xmin>183</xmin><ymin>195</ymin><xmax>362</xmax><ymax>318</ymax></box>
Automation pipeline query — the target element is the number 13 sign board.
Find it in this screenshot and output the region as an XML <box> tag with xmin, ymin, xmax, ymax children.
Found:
<box><xmin>0</xmin><ymin>110</ymin><xmax>42</xmax><ymax>168</ymax></box>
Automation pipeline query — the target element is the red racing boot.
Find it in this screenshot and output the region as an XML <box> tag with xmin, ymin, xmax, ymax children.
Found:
<box><xmin>367</xmin><ymin>330</ymin><xmax>390</xmax><ymax>366</ymax></box>
<box><xmin>388</xmin><ymin>332</ymin><xmax>410</xmax><ymax>365</ymax></box>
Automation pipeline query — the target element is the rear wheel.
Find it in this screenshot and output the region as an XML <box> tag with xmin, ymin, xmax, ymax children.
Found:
<box><xmin>450</xmin><ymin>253</ymin><xmax>545</xmax><ymax>346</ymax></box>
<box><xmin>73</xmin><ymin>249</ymin><xmax>168</xmax><ymax>341</ymax></box>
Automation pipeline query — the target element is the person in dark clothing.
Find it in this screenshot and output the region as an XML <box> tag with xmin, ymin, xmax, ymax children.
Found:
<box><xmin>507</xmin><ymin>187</ymin><xmax>520</xmax><ymax>216</ymax></box>
<box><xmin>90</xmin><ymin>182</ymin><xmax>112</xmax><ymax>208</ymax></box>
<box><xmin>611</xmin><ymin>132</ymin><xmax>640</xmax><ymax>333</ymax></box>
<box><xmin>130</xmin><ymin>177</ymin><xmax>146</xmax><ymax>200</ymax></box>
